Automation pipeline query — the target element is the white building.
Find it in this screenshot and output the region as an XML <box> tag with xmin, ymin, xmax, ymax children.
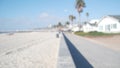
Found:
<box><xmin>71</xmin><ymin>24</ymin><xmax>80</xmax><ymax>32</ymax></box>
<box><xmin>97</xmin><ymin>15</ymin><xmax>120</xmax><ymax>33</ymax></box>
<box><xmin>66</xmin><ymin>24</ymin><xmax>80</xmax><ymax>32</ymax></box>
<box><xmin>82</xmin><ymin>19</ymin><xmax>99</xmax><ymax>32</ymax></box>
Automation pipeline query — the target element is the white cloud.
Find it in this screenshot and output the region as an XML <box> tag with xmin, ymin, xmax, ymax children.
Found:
<box><xmin>64</xmin><ymin>9</ymin><xmax>68</xmax><ymax>12</ymax></box>
<box><xmin>39</xmin><ymin>12</ymin><xmax>49</xmax><ymax>18</ymax></box>
<box><xmin>38</xmin><ymin>12</ymin><xmax>68</xmax><ymax>26</ymax></box>
<box><xmin>39</xmin><ymin>12</ymin><xmax>59</xmax><ymax>23</ymax></box>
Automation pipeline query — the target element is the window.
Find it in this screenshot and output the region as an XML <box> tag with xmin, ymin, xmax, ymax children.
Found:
<box><xmin>113</xmin><ymin>24</ymin><xmax>117</xmax><ymax>29</ymax></box>
<box><xmin>111</xmin><ymin>24</ymin><xmax>113</xmax><ymax>29</ymax></box>
<box><xmin>99</xmin><ymin>26</ymin><xmax>103</xmax><ymax>30</ymax></box>
<box><xmin>105</xmin><ymin>25</ymin><xmax>110</xmax><ymax>31</ymax></box>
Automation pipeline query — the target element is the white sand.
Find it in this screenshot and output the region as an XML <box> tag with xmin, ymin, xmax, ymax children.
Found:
<box><xmin>0</xmin><ymin>32</ymin><xmax>60</xmax><ymax>68</ymax></box>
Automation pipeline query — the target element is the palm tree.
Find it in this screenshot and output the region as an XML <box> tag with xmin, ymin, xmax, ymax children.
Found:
<box><xmin>86</xmin><ymin>12</ymin><xmax>89</xmax><ymax>23</ymax></box>
<box><xmin>65</xmin><ymin>21</ymin><xmax>70</xmax><ymax>25</ymax></box>
<box><xmin>69</xmin><ymin>15</ymin><xmax>76</xmax><ymax>25</ymax></box>
<box><xmin>57</xmin><ymin>22</ymin><xmax>63</xmax><ymax>31</ymax></box>
<box><xmin>75</xmin><ymin>0</ymin><xmax>85</xmax><ymax>24</ymax></box>
<box><xmin>58</xmin><ymin>22</ymin><xmax>62</xmax><ymax>27</ymax></box>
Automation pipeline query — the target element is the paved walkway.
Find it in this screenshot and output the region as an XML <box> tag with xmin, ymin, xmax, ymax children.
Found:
<box><xmin>57</xmin><ymin>34</ymin><xmax>75</xmax><ymax>68</ymax></box>
<box><xmin>63</xmin><ymin>32</ymin><xmax>120</xmax><ymax>68</ymax></box>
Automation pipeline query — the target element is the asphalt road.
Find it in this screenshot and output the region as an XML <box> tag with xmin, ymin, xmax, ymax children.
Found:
<box><xmin>63</xmin><ymin>32</ymin><xmax>120</xmax><ymax>68</ymax></box>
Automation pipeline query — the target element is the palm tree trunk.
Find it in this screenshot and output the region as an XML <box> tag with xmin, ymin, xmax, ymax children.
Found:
<box><xmin>86</xmin><ymin>16</ymin><xmax>88</xmax><ymax>23</ymax></box>
<box><xmin>78</xmin><ymin>13</ymin><xmax>81</xmax><ymax>25</ymax></box>
<box><xmin>78</xmin><ymin>12</ymin><xmax>82</xmax><ymax>31</ymax></box>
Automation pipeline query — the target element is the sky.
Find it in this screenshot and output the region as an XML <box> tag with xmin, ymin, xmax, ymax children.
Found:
<box><xmin>0</xmin><ymin>0</ymin><xmax>120</xmax><ymax>31</ymax></box>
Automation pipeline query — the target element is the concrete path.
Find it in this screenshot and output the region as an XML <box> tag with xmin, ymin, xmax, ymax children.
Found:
<box><xmin>64</xmin><ymin>32</ymin><xmax>120</xmax><ymax>68</ymax></box>
<box><xmin>57</xmin><ymin>34</ymin><xmax>75</xmax><ymax>68</ymax></box>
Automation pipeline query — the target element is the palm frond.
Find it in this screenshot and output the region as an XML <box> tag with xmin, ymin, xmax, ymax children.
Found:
<box><xmin>75</xmin><ymin>0</ymin><xmax>85</xmax><ymax>13</ymax></box>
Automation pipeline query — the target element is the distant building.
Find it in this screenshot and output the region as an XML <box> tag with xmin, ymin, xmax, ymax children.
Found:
<box><xmin>66</xmin><ymin>24</ymin><xmax>80</xmax><ymax>32</ymax></box>
<box><xmin>89</xmin><ymin>19</ymin><xmax>99</xmax><ymax>24</ymax></box>
<box><xmin>82</xmin><ymin>19</ymin><xmax>99</xmax><ymax>32</ymax></box>
<box><xmin>71</xmin><ymin>24</ymin><xmax>80</xmax><ymax>32</ymax></box>
<box><xmin>97</xmin><ymin>15</ymin><xmax>120</xmax><ymax>33</ymax></box>
<box><xmin>48</xmin><ymin>24</ymin><xmax>52</xmax><ymax>28</ymax></box>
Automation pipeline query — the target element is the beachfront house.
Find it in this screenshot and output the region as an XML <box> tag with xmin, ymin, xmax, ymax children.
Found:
<box><xmin>71</xmin><ymin>24</ymin><xmax>80</xmax><ymax>32</ymax></box>
<box><xmin>66</xmin><ymin>24</ymin><xmax>80</xmax><ymax>32</ymax></box>
<box><xmin>82</xmin><ymin>19</ymin><xmax>99</xmax><ymax>32</ymax></box>
<box><xmin>97</xmin><ymin>15</ymin><xmax>120</xmax><ymax>33</ymax></box>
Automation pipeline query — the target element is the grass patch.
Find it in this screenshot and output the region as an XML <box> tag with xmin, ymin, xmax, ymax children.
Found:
<box><xmin>74</xmin><ymin>31</ymin><xmax>120</xmax><ymax>37</ymax></box>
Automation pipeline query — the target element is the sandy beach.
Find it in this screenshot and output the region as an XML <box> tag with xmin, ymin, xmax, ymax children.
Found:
<box><xmin>0</xmin><ymin>31</ymin><xmax>60</xmax><ymax>68</ymax></box>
